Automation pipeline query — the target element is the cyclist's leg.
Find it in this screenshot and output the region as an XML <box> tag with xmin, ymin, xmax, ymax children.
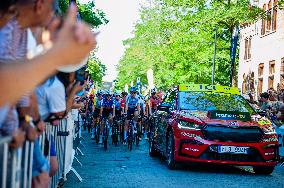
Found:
<box><xmin>133</xmin><ymin>110</ymin><xmax>139</xmax><ymax>132</ymax></box>
<box><xmin>108</xmin><ymin>112</ymin><xmax>113</xmax><ymax>136</ymax></box>
<box><xmin>124</xmin><ymin>110</ymin><xmax>132</xmax><ymax>143</ymax></box>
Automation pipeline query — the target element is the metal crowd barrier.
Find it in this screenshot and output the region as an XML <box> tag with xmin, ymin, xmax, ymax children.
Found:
<box><xmin>0</xmin><ymin>136</ymin><xmax>34</xmax><ymax>188</ymax></box>
<box><xmin>0</xmin><ymin>114</ymin><xmax>77</xmax><ymax>188</ymax></box>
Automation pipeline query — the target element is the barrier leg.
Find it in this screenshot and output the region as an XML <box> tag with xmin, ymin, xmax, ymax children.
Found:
<box><xmin>22</xmin><ymin>143</ymin><xmax>29</xmax><ymax>188</ymax></box>
<box><xmin>74</xmin><ymin>156</ymin><xmax>82</xmax><ymax>166</ymax></box>
<box><xmin>2</xmin><ymin>143</ymin><xmax>9</xmax><ymax>188</ymax></box>
<box><xmin>79</xmin><ymin>141</ymin><xmax>86</xmax><ymax>149</ymax></box>
<box><xmin>10</xmin><ymin>150</ymin><xmax>17</xmax><ymax>188</ymax></box>
<box><xmin>76</xmin><ymin>147</ymin><xmax>85</xmax><ymax>156</ymax></box>
<box><xmin>70</xmin><ymin>167</ymin><xmax>83</xmax><ymax>182</ymax></box>
<box><xmin>27</xmin><ymin>142</ymin><xmax>34</xmax><ymax>188</ymax></box>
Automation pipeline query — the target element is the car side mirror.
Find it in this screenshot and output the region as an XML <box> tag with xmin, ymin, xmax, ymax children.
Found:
<box><xmin>158</xmin><ymin>102</ymin><xmax>171</xmax><ymax>113</ymax></box>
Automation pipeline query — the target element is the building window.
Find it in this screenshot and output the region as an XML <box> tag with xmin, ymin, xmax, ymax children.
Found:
<box><xmin>258</xmin><ymin>63</ymin><xmax>264</xmax><ymax>77</ymax></box>
<box><xmin>267</xmin><ymin>1</ymin><xmax>272</xmax><ymax>31</ymax></box>
<box><xmin>261</xmin><ymin>0</ymin><xmax>278</xmax><ymax>35</ymax></box>
<box><xmin>269</xmin><ymin>60</ymin><xmax>275</xmax><ymax>75</ymax></box>
<box><xmin>261</xmin><ymin>4</ymin><xmax>267</xmax><ymax>35</ymax></box>
<box><xmin>244</xmin><ymin>37</ymin><xmax>252</xmax><ymax>60</ymax></box>
<box><xmin>273</xmin><ymin>0</ymin><xmax>278</xmax><ymax>31</ymax></box>
<box><xmin>281</xmin><ymin>58</ymin><xmax>284</xmax><ymax>74</ymax></box>
<box><xmin>258</xmin><ymin>78</ymin><xmax>263</xmax><ymax>94</ymax></box>
<box><xmin>269</xmin><ymin>76</ymin><xmax>274</xmax><ymax>89</ymax></box>
<box><xmin>280</xmin><ymin>75</ymin><xmax>284</xmax><ymax>90</ymax></box>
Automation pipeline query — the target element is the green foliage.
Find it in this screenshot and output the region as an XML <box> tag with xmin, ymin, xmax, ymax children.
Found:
<box><xmin>58</xmin><ymin>0</ymin><xmax>108</xmax><ymax>27</ymax></box>
<box><xmin>87</xmin><ymin>51</ymin><xmax>106</xmax><ymax>85</ymax></box>
<box><xmin>58</xmin><ymin>0</ymin><xmax>108</xmax><ymax>86</ymax></box>
<box><xmin>116</xmin><ymin>0</ymin><xmax>263</xmax><ymax>90</ymax></box>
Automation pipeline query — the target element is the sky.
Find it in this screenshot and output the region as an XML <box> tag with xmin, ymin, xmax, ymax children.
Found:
<box><xmin>91</xmin><ymin>0</ymin><xmax>143</xmax><ymax>82</ymax></box>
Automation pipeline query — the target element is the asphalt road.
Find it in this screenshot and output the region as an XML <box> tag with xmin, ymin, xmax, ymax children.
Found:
<box><xmin>63</xmin><ymin>132</ymin><xmax>284</xmax><ymax>188</ymax></box>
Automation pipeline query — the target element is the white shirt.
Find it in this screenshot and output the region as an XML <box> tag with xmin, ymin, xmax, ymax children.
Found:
<box><xmin>35</xmin><ymin>76</ymin><xmax>66</xmax><ymax>120</ymax></box>
<box><xmin>0</xmin><ymin>105</ymin><xmax>10</xmax><ymax>129</ymax></box>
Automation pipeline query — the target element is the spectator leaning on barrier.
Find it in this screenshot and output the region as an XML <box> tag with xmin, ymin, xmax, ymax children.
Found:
<box><xmin>0</xmin><ymin>0</ymin><xmax>95</xmax><ymax>187</ymax></box>
<box><xmin>0</xmin><ymin>0</ymin><xmax>59</xmax><ymax>187</ymax></box>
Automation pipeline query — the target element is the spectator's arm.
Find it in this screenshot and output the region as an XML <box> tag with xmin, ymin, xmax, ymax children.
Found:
<box><xmin>0</xmin><ymin>5</ymin><xmax>96</xmax><ymax>107</ymax></box>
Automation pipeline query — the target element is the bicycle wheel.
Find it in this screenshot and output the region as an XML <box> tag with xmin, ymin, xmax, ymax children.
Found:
<box><xmin>103</xmin><ymin>119</ymin><xmax>108</xmax><ymax>151</ymax></box>
<box><xmin>112</xmin><ymin>122</ymin><xmax>118</xmax><ymax>147</ymax></box>
<box><xmin>129</xmin><ymin>123</ymin><xmax>133</xmax><ymax>151</ymax></box>
<box><xmin>95</xmin><ymin>126</ymin><xmax>100</xmax><ymax>145</ymax></box>
<box><xmin>136</xmin><ymin>133</ymin><xmax>139</xmax><ymax>146</ymax></box>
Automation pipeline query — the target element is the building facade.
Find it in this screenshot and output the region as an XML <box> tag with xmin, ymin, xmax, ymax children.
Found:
<box><xmin>238</xmin><ymin>0</ymin><xmax>284</xmax><ymax>98</ymax></box>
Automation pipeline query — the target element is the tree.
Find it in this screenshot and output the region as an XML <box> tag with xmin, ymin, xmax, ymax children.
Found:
<box><xmin>58</xmin><ymin>0</ymin><xmax>108</xmax><ymax>85</ymax></box>
<box><xmin>87</xmin><ymin>51</ymin><xmax>106</xmax><ymax>85</ymax></box>
<box><xmin>58</xmin><ymin>0</ymin><xmax>108</xmax><ymax>27</ymax></box>
<box><xmin>116</xmin><ymin>0</ymin><xmax>264</xmax><ymax>90</ymax></box>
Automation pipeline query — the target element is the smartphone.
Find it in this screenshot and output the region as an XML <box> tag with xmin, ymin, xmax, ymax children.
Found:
<box><xmin>75</xmin><ymin>67</ymin><xmax>86</xmax><ymax>85</ymax></box>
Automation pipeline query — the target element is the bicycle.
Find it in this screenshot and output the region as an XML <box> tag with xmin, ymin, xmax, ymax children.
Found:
<box><xmin>112</xmin><ymin>116</ymin><xmax>120</xmax><ymax>147</ymax></box>
<box><xmin>127</xmin><ymin>117</ymin><xmax>134</xmax><ymax>151</ymax></box>
<box><xmin>94</xmin><ymin>117</ymin><xmax>101</xmax><ymax>145</ymax></box>
<box><xmin>120</xmin><ymin>115</ymin><xmax>126</xmax><ymax>143</ymax></box>
<box><xmin>102</xmin><ymin>117</ymin><xmax>109</xmax><ymax>151</ymax></box>
<box><xmin>127</xmin><ymin>115</ymin><xmax>141</xmax><ymax>150</ymax></box>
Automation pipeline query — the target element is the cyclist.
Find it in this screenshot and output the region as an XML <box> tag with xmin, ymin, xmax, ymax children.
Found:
<box><xmin>149</xmin><ymin>88</ymin><xmax>161</xmax><ymax>115</ymax></box>
<box><xmin>91</xmin><ymin>90</ymin><xmax>103</xmax><ymax>139</ymax></box>
<box><xmin>113</xmin><ymin>91</ymin><xmax>123</xmax><ymax>138</ymax></box>
<box><xmin>86</xmin><ymin>94</ymin><xmax>95</xmax><ymax>133</ymax></box>
<box><xmin>99</xmin><ymin>91</ymin><xmax>115</xmax><ymax>144</ymax></box>
<box><xmin>124</xmin><ymin>86</ymin><xmax>140</xmax><ymax>145</ymax></box>
<box><xmin>121</xmin><ymin>91</ymin><xmax>128</xmax><ymax>114</ymax></box>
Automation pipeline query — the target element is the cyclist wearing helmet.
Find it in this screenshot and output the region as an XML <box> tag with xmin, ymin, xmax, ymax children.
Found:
<box><xmin>86</xmin><ymin>94</ymin><xmax>95</xmax><ymax>133</ymax></box>
<box><xmin>124</xmin><ymin>86</ymin><xmax>140</xmax><ymax>144</ymax></box>
<box><xmin>99</xmin><ymin>91</ymin><xmax>115</xmax><ymax>144</ymax></box>
<box><xmin>121</xmin><ymin>92</ymin><xmax>128</xmax><ymax>114</ymax></box>
<box><xmin>113</xmin><ymin>91</ymin><xmax>123</xmax><ymax>118</ymax></box>
<box><xmin>113</xmin><ymin>91</ymin><xmax>123</xmax><ymax>135</ymax></box>
<box><xmin>91</xmin><ymin>90</ymin><xmax>103</xmax><ymax>139</ymax></box>
<box><xmin>149</xmin><ymin>88</ymin><xmax>161</xmax><ymax>115</ymax></box>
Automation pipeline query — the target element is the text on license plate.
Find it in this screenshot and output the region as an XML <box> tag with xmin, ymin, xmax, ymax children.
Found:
<box><xmin>218</xmin><ymin>146</ymin><xmax>249</xmax><ymax>154</ymax></box>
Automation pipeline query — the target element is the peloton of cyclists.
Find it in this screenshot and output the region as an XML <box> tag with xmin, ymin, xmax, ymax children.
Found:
<box><xmin>86</xmin><ymin>87</ymin><xmax>162</xmax><ymax>147</ymax></box>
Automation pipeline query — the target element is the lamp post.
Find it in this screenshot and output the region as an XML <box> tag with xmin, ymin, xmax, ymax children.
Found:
<box><xmin>212</xmin><ymin>27</ymin><xmax>217</xmax><ymax>85</ymax></box>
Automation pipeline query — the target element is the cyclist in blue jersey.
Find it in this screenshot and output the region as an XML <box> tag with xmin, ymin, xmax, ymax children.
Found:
<box><xmin>113</xmin><ymin>91</ymin><xmax>123</xmax><ymax>118</ymax></box>
<box><xmin>124</xmin><ymin>86</ymin><xmax>140</xmax><ymax>144</ymax></box>
<box><xmin>113</xmin><ymin>91</ymin><xmax>123</xmax><ymax>138</ymax></box>
<box><xmin>91</xmin><ymin>90</ymin><xmax>103</xmax><ymax>139</ymax></box>
<box><xmin>99</xmin><ymin>91</ymin><xmax>115</xmax><ymax>144</ymax></box>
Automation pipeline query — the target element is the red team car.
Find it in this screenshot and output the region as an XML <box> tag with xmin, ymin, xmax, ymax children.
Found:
<box><xmin>149</xmin><ymin>84</ymin><xmax>279</xmax><ymax>174</ymax></box>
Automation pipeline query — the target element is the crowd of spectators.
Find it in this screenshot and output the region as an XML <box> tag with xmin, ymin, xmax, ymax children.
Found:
<box><xmin>0</xmin><ymin>0</ymin><xmax>96</xmax><ymax>187</ymax></box>
<box><xmin>245</xmin><ymin>88</ymin><xmax>284</xmax><ymax>125</ymax></box>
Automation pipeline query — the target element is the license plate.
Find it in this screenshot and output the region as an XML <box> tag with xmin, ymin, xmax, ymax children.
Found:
<box><xmin>218</xmin><ymin>146</ymin><xmax>249</xmax><ymax>154</ymax></box>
